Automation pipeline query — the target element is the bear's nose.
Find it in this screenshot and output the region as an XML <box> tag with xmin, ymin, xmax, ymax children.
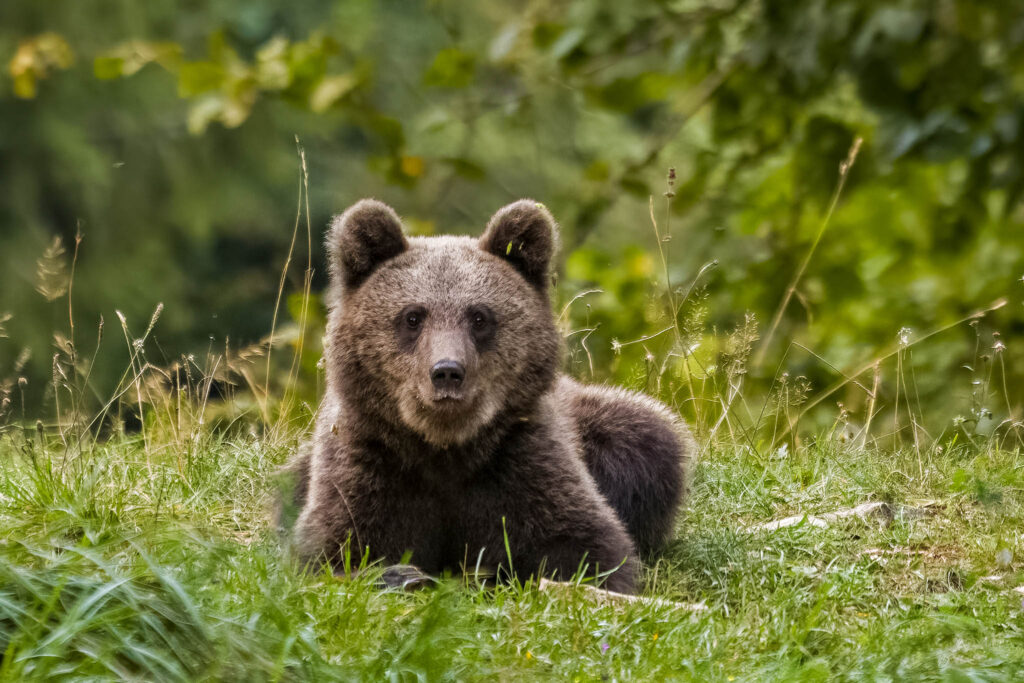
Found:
<box><xmin>430</xmin><ymin>359</ymin><xmax>465</xmax><ymax>391</ymax></box>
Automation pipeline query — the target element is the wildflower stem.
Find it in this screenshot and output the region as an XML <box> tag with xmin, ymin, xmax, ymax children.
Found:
<box><xmin>755</xmin><ymin>137</ymin><xmax>862</xmax><ymax>369</ymax></box>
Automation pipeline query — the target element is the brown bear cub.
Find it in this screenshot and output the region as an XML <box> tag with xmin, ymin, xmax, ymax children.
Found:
<box><xmin>280</xmin><ymin>199</ymin><xmax>694</xmax><ymax>594</ymax></box>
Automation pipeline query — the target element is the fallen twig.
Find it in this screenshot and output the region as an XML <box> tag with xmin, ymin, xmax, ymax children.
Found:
<box><xmin>742</xmin><ymin>501</ymin><xmax>939</xmax><ymax>533</ymax></box>
<box><xmin>538</xmin><ymin>578</ymin><xmax>706</xmax><ymax>612</ymax></box>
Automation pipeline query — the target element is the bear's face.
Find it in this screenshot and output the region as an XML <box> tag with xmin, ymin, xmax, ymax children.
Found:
<box><xmin>326</xmin><ymin>200</ymin><xmax>561</xmax><ymax>448</ymax></box>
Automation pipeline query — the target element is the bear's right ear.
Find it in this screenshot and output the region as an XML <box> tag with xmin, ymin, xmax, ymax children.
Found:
<box><xmin>328</xmin><ymin>199</ymin><xmax>408</xmax><ymax>290</ymax></box>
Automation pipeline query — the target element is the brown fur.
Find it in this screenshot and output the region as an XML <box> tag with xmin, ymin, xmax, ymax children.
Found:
<box><xmin>280</xmin><ymin>199</ymin><xmax>693</xmax><ymax>594</ymax></box>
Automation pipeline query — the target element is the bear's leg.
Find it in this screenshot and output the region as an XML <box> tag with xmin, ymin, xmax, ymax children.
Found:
<box><xmin>480</xmin><ymin>518</ymin><xmax>638</xmax><ymax>593</ymax></box>
<box><xmin>471</xmin><ymin>459</ymin><xmax>642</xmax><ymax>593</ymax></box>
<box><xmin>528</xmin><ymin>534</ymin><xmax>639</xmax><ymax>593</ymax></box>
<box><xmin>558</xmin><ymin>377</ymin><xmax>694</xmax><ymax>556</ymax></box>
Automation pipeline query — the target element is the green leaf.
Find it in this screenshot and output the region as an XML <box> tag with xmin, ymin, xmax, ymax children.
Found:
<box><xmin>94</xmin><ymin>41</ymin><xmax>182</xmax><ymax>80</ymax></box>
<box><xmin>583</xmin><ymin>160</ymin><xmax>610</xmax><ymax>182</ymax></box>
<box><xmin>489</xmin><ymin>23</ymin><xmax>520</xmax><ymax>62</ymax></box>
<box><xmin>187</xmin><ymin>95</ymin><xmax>225</xmax><ymax>135</ymax></box>
<box><xmin>178</xmin><ymin>62</ymin><xmax>225</xmax><ymax>97</ymax></box>
<box><xmin>255</xmin><ymin>36</ymin><xmax>291</xmax><ymax>90</ymax></box>
<box><xmin>441</xmin><ymin>157</ymin><xmax>487</xmax><ymax>181</ymax></box>
<box><xmin>309</xmin><ymin>73</ymin><xmax>357</xmax><ymax>113</ymax></box>
<box><xmin>589</xmin><ymin>73</ymin><xmax>675</xmax><ymax>114</ymax></box>
<box><xmin>8</xmin><ymin>32</ymin><xmax>74</xmax><ymax>99</ymax></box>
<box><xmin>287</xmin><ymin>292</ymin><xmax>324</xmax><ymax>328</ymax></box>
<box><xmin>423</xmin><ymin>48</ymin><xmax>475</xmax><ymax>89</ymax></box>
<box><xmin>93</xmin><ymin>56</ymin><xmax>124</xmax><ymax>80</ymax></box>
<box><xmin>619</xmin><ymin>174</ymin><xmax>650</xmax><ymax>198</ymax></box>
<box><xmin>531</xmin><ymin>22</ymin><xmax>564</xmax><ymax>49</ymax></box>
<box><xmin>550</xmin><ymin>27</ymin><xmax>585</xmax><ymax>60</ymax></box>
<box><xmin>363</xmin><ymin>114</ymin><xmax>405</xmax><ymax>151</ymax></box>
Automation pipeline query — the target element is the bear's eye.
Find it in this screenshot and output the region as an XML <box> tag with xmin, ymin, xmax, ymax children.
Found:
<box><xmin>395</xmin><ymin>305</ymin><xmax>427</xmax><ymax>349</ymax></box>
<box><xmin>467</xmin><ymin>306</ymin><xmax>496</xmax><ymax>349</ymax></box>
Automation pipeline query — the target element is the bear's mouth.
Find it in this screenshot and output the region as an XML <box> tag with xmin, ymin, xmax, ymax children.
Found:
<box><xmin>431</xmin><ymin>392</ymin><xmax>466</xmax><ymax>407</ymax></box>
<box><xmin>399</xmin><ymin>388</ymin><xmax>500</xmax><ymax>447</ymax></box>
<box><xmin>422</xmin><ymin>386</ymin><xmax>473</xmax><ymax>415</ymax></box>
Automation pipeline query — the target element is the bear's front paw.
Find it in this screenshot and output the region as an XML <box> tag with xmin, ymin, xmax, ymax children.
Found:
<box><xmin>376</xmin><ymin>564</ymin><xmax>438</xmax><ymax>592</ymax></box>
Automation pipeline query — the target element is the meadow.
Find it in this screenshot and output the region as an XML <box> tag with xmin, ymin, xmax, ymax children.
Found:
<box><xmin>1</xmin><ymin>421</ymin><xmax>1021</xmax><ymax>680</ymax></box>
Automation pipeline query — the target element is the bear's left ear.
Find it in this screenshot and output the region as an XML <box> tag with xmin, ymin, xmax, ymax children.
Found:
<box><xmin>479</xmin><ymin>200</ymin><xmax>558</xmax><ymax>290</ymax></box>
<box><xmin>328</xmin><ymin>199</ymin><xmax>409</xmax><ymax>291</ymax></box>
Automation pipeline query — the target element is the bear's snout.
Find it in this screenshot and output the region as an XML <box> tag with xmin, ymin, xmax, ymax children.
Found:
<box><xmin>430</xmin><ymin>359</ymin><xmax>466</xmax><ymax>394</ymax></box>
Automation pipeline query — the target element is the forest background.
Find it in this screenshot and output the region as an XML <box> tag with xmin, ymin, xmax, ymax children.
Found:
<box><xmin>2</xmin><ymin>0</ymin><xmax>1023</xmax><ymax>445</ymax></box>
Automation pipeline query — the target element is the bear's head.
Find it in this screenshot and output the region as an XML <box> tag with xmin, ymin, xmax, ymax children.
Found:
<box><xmin>325</xmin><ymin>199</ymin><xmax>561</xmax><ymax>448</ymax></box>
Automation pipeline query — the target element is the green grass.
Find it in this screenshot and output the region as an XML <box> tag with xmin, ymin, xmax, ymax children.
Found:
<box><xmin>1</xmin><ymin>430</ymin><xmax>1022</xmax><ymax>681</ymax></box>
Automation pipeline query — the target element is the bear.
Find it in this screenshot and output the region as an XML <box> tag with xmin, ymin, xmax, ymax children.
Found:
<box><xmin>280</xmin><ymin>198</ymin><xmax>694</xmax><ymax>594</ymax></box>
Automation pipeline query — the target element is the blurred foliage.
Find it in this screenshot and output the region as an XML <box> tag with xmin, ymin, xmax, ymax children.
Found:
<box><xmin>1</xmin><ymin>0</ymin><xmax>1023</xmax><ymax>441</ymax></box>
